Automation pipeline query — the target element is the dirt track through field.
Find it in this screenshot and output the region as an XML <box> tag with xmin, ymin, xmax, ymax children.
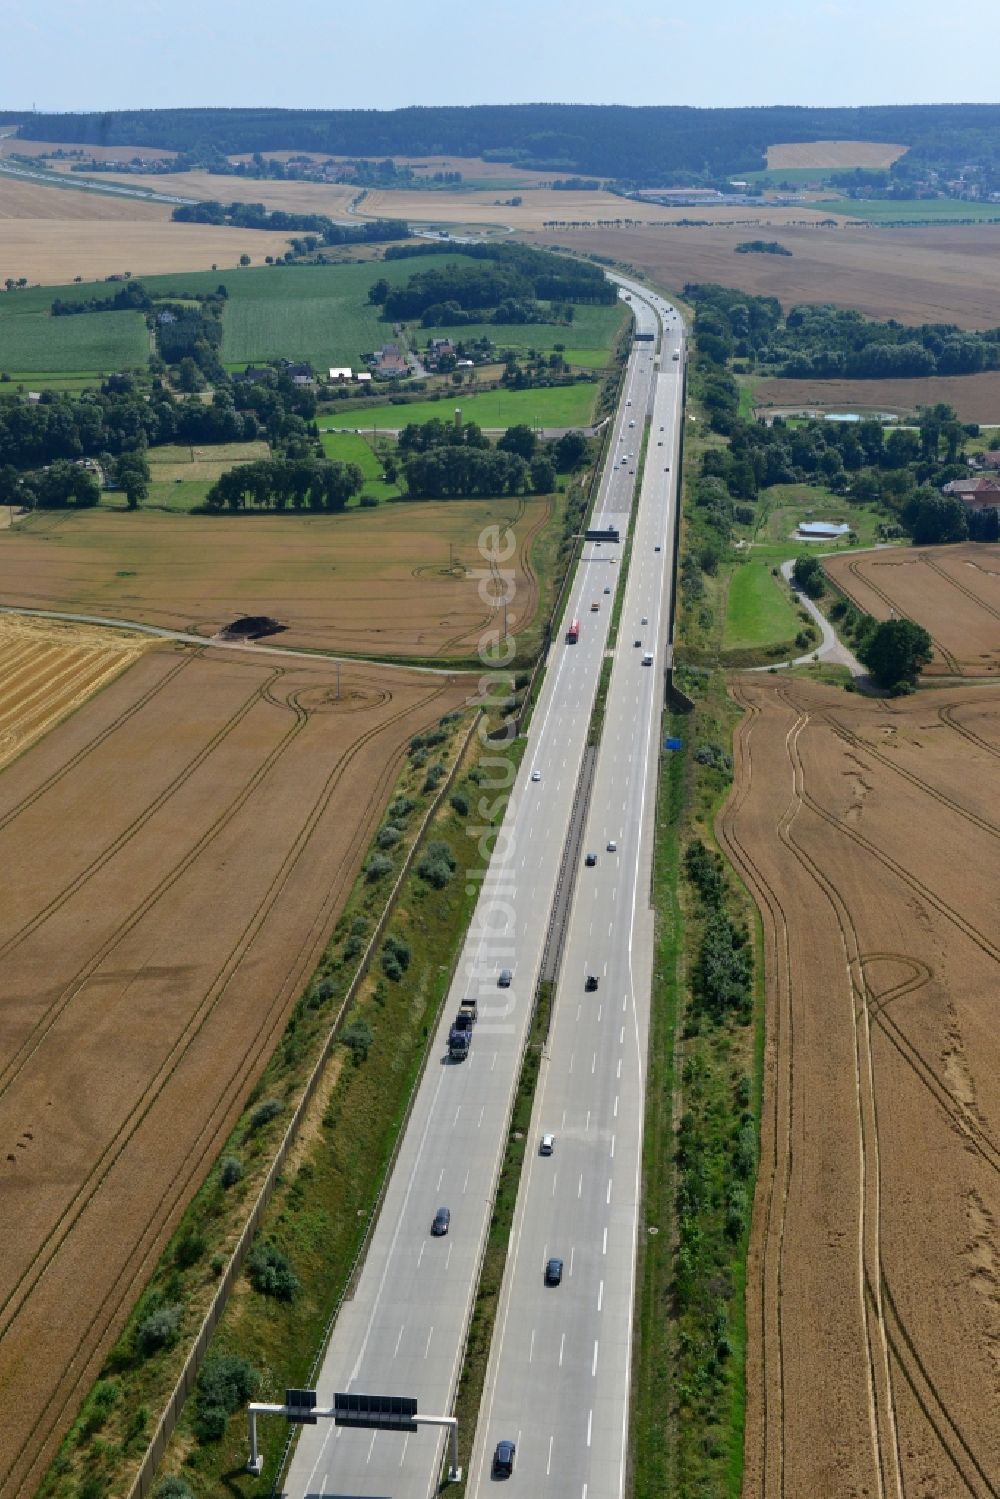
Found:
<box><xmin>0</xmin><ymin>643</ymin><xmax>467</xmax><ymax>1497</ymax></box>
<box><xmin>824</xmin><ymin>543</ymin><xmax>1000</xmax><ymax>676</ymax></box>
<box><xmin>719</xmin><ymin>676</ymin><xmax>1000</xmax><ymax>1499</ymax></box>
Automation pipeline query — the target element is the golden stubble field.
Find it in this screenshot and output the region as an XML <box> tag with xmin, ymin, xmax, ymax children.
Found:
<box><xmin>0</xmin><ymin>501</ymin><xmax>549</xmax><ymax>659</ymax></box>
<box><xmin>532</xmin><ymin>222</ymin><xmax>1000</xmax><ymax>329</ymax></box>
<box><xmin>766</xmin><ymin>139</ymin><xmax>907</xmax><ymax>169</ymax></box>
<box><xmin>824</xmin><ymin>543</ymin><xmax>1000</xmax><ymax>676</ymax></box>
<box><xmin>720</xmin><ymin>674</ymin><xmax>1000</xmax><ymax>1499</ymax></box>
<box><xmin>0</xmin><ymin>637</ymin><xmax>468</xmax><ymax>1497</ymax></box>
<box><xmin>0</xmin><ymin>173</ymin><xmax>294</xmax><ymax>283</ymax></box>
<box><xmin>0</xmin><ymin>613</ymin><xmax>148</xmax><ymax>769</ymax></box>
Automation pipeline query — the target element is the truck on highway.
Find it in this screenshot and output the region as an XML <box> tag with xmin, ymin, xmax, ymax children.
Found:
<box><xmin>460</xmin><ymin>995</ymin><xmax>478</xmax><ymax>1022</ymax></box>
<box><xmin>566</xmin><ymin>618</ymin><xmax>580</xmax><ymax>644</ymax></box>
<box><xmin>448</xmin><ymin>1024</ymin><xmax>471</xmax><ymax>1061</ymax></box>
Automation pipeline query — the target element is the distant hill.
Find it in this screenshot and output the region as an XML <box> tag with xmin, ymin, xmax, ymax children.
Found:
<box><xmin>15</xmin><ymin>103</ymin><xmax>1000</xmax><ymax>186</ymax></box>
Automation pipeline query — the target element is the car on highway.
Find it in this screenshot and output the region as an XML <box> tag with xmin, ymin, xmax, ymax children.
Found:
<box><xmin>544</xmin><ymin>1257</ymin><xmax>564</xmax><ymax>1287</ymax></box>
<box><xmin>641</xmin><ymin>616</ymin><xmax>648</xmax><ymax>624</ymax></box>
<box><xmin>498</xmin><ymin>967</ymin><xmax>512</xmax><ymax>987</ymax></box>
<box><xmin>585</xmin><ymin>975</ymin><xmax>599</xmax><ymax>992</ymax></box>
<box><xmin>642</xmin><ymin>652</ymin><xmax>654</xmax><ymax>666</ymax></box>
<box><xmin>672</xmin><ymin>351</ymin><xmax>680</xmax><ymax>360</ymax></box>
<box><xmin>493</xmin><ymin>1440</ymin><xmax>516</xmax><ymax>1478</ymax></box>
<box><xmin>540</xmin><ymin>1132</ymin><xmax>555</xmax><ymax>1155</ymax></box>
<box><xmin>634</xmin><ymin>639</ymin><xmax>642</xmax><ymax>647</ymax></box>
<box><xmin>531</xmin><ymin>769</ymin><xmax>541</xmax><ymax>782</ymax></box>
<box><xmin>603</xmin><ymin>586</ymin><xmax>611</xmax><ymax>594</ymax></box>
<box><xmin>591</xmin><ymin>601</ymin><xmax>599</xmax><ymax>611</ymax></box>
<box><xmin>654</xmin><ymin>545</ymin><xmax>661</xmax><ymax>552</ymax></box>
<box><xmin>431</xmin><ymin>1206</ymin><xmax>451</xmax><ymax>1236</ymax></box>
<box><xmin>585</xmin><ymin>851</ymin><xmax>597</xmax><ymax>866</ymax></box>
<box><xmin>628</xmin><ymin>418</ymin><xmax>636</xmax><ymax>427</ymax></box>
<box><xmin>607</xmin><ymin>839</ymin><xmax>617</xmax><ymax>852</ymax></box>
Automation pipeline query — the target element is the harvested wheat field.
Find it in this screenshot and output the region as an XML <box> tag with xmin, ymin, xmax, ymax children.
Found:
<box><xmin>0</xmin><ymin>613</ymin><xmax>147</xmax><ymax>769</ymax></box>
<box><xmin>0</xmin><ymin>641</ymin><xmax>467</xmax><ymax>1497</ymax></box>
<box><xmin>0</xmin><ymin>500</ymin><xmax>548</xmax><ymax>658</ymax></box>
<box><xmin>720</xmin><ymin>674</ymin><xmax>1000</xmax><ymax>1499</ymax></box>
<box><xmin>766</xmin><ymin>139</ymin><xmax>907</xmax><ymax>169</ymax></box>
<box><xmin>0</xmin><ymin>174</ymin><xmax>294</xmax><ymax>283</ymax></box>
<box><xmin>533</xmin><ymin>222</ymin><xmax>1000</xmax><ymax>328</ymax></box>
<box><xmin>825</xmin><ymin>543</ymin><xmax>1000</xmax><ymax>676</ymax></box>
<box><xmin>753</xmin><ymin>371</ymin><xmax>1000</xmax><ymax>424</ymax></box>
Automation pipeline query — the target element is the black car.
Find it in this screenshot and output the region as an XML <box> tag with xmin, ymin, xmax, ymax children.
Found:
<box><xmin>585</xmin><ymin>975</ymin><xmax>599</xmax><ymax>992</ymax></box>
<box><xmin>431</xmin><ymin>1206</ymin><xmax>451</xmax><ymax>1236</ymax></box>
<box><xmin>585</xmin><ymin>852</ymin><xmax>597</xmax><ymax>867</ymax></box>
<box><xmin>493</xmin><ymin>1439</ymin><xmax>516</xmax><ymax>1478</ymax></box>
<box><xmin>545</xmin><ymin>1256</ymin><xmax>564</xmax><ymax>1286</ymax></box>
<box><xmin>634</xmin><ymin>639</ymin><xmax>642</xmax><ymax>647</ymax></box>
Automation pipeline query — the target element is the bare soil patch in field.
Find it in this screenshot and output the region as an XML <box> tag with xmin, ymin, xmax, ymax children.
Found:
<box><xmin>532</xmin><ymin>222</ymin><xmax>1000</xmax><ymax>328</ymax></box>
<box><xmin>766</xmin><ymin>139</ymin><xmax>907</xmax><ymax>169</ymax></box>
<box><xmin>0</xmin><ymin>643</ymin><xmax>467</xmax><ymax>1498</ymax></box>
<box><xmin>824</xmin><ymin>543</ymin><xmax>1000</xmax><ymax>676</ymax></box>
<box><xmin>753</xmin><ymin>370</ymin><xmax>1000</xmax><ymax>424</ymax></box>
<box><xmin>720</xmin><ymin>674</ymin><xmax>1000</xmax><ymax>1499</ymax></box>
<box><xmin>0</xmin><ymin>614</ymin><xmax>147</xmax><ymax>769</ymax></box>
<box><xmin>0</xmin><ymin>501</ymin><xmax>547</xmax><ymax>658</ymax></box>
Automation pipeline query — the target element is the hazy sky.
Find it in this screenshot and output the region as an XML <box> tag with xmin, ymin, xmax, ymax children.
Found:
<box><xmin>2</xmin><ymin>0</ymin><xmax>998</xmax><ymax>112</ymax></box>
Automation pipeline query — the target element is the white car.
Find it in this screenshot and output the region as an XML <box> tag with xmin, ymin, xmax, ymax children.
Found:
<box><xmin>531</xmin><ymin>769</ymin><xmax>541</xmax><ymax>782</ymax></box>
<box><xmin>540</xmin><ymin>1133</ymin><xmax>555</xmax><ymax>1156</ymax></box>
<box><xmin>607</xmin><ymin>839</ymin><xmax>618</xmax><ymax>853</ymax></box>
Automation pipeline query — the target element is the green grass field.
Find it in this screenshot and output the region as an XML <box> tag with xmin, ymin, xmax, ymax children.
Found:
<box><xmin>141</xmin><ymin>439</ymin><xmax>272</xmax><ymax>512</ymax></box>
<box><xmin>326</xmin><ymin>381</ymin><xmax>598</xmax><ymax>431</ymax></box>
<box><xmin>320</xmin><ymin>431</ymin><xmax>401</xmax><ymax>502</ymax></box>
<box><xmin>723</xmin><ymin>560</ymin><xmax>802</xmax><ymax>650</ymax></box>
<box><xmin>829</xmin><ymin>197</ymin><xmax>1000</xmax><ymax>223</ymax></box>
<box><xmin>418</xmin><ymin>302</ymin><xmax>627</xmax><ymax>368</ymax></box>
<box><xmin>0</xmin><ymin>308</ymin><xmax>148</xmax><ymax>374</ymax></box>
<box><xmin>0</xmin><ymin>264</ymin><xmax>626</xmax><ymax>386</ymax></box>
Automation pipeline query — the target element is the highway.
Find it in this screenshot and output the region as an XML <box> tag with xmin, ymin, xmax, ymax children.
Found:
<box><xmin>466</xmin><ymin>284</ymin><xmax>683</xmax><ymax>1498</ymax></box>
<box><xmin>282</xmin><ymin>280</ymin><xmax>681</xmax><ymax>1499</ymax></box>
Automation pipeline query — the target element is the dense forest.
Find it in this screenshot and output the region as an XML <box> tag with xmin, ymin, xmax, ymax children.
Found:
<box><xmin>15</xmin><ymin>103</ymin><xmax>1000</xmax><ymax>184</ymax></box>
<box><xmin>372</xmin><ymin>241</ymin><xmax>615</xmax><ymax>326</ymax></box>
<box><xmin>686</xmin><ymin>283</ymin><xmax>1000</xmax><ymax>379</ymax></box>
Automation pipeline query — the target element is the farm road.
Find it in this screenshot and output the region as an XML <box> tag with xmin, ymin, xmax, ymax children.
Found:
<box><xmin>0</xmin><ymin>605</ymin><xmax>469</xmax><ymax>678</ymax></box>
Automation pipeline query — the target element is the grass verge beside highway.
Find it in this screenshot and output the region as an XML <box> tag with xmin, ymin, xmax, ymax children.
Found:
<box><xmin>631</xmin><ymin>670</ymin><xmax>762</xmax><ymax>1498</ymax></box>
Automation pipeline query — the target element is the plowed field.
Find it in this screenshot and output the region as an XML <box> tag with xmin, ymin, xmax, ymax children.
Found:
<box><xmin>0</xmin><ymin>502</ymin><xmax>548</xmax><ymax>659</ymax></box>
<box><xmin>0</xmin><ymin>614</ymin><xmax>146</xmax><ymax>769</ymax></box>
<box><xmin>720</xmin><ymin>676</ymin><xmax>1000</xmax><ymax>1499</ymax></box>
<box><xmin>0</xmin><ymin>643</ymin><xmax>467</xmax><ymax>1497</ymax></box>
<box><xmin>825</xmin><ymin>543</ymin><xmax>1000</xmax><ymax>676</ymax></box>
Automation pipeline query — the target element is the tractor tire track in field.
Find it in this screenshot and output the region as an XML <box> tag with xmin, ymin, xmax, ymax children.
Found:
<box><xmin>0</xmin><ymin>677</ymin><xmax>456</xmax><ymax>1499</ymax></box>
<box><xmin>0</xmin><ymin>662</ymin><xmax>286</xmax><ymax>1035</ymax></box>
<box><xmin>838</xmin><ymin>555</ymin><xmax>963</xmax><ymax>676</ymax></box>
<box><xmin>0</xmin><ymin>649</ymin><xmax>192</xmax><ymax>836</ymax></box>
<box><xmin>920</xmin><ymin>550</ymin><xmax>1000</xmax><ymax>624</ymax></box>
<box><xmin>787</xmin><ymin>681</ymin><xmax>1000</xmax><ymax>1497</ymax></box>
<box><xmin>938</xmin><ymin>698</ymin><xmax>1000</xmax><ymax>761</ymax></box>
<box><xmin>736</xmin><ymin>678</ymin><xmax>1000</xmax><ymax>1499</ymax></box>
<box><xmin>717</xmin><ymin>687</ymin><xmax>792</xmax><ymax>1499</ymax></box>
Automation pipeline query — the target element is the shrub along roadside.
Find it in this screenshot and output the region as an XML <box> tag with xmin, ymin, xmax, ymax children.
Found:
<box><xmin>148</xmin><ymin>723</ymin><xmax>521</xmax><ymax>1495</ymax></box>
<box><xmin>630</xmin><ymin>670</ymin><xmax>763</xmax><ymax>1498</ymax></box>
<box><xmin>35</xmin><ymin>709</ymin><xmax>479</xmax><ymax>1499</ymax></box>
